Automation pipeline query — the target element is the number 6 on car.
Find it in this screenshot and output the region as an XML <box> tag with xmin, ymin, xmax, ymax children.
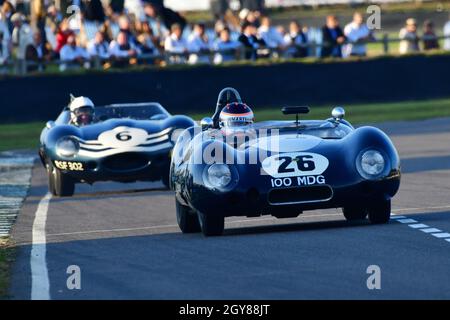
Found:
<box><xmin>98</xmin><ymin>127</ymin><xmax>148</xmax><ymax>148</ymax></box>
<box><xmin>39</xmin><ymin>100</ymin><xmax>196</xmax><ymax>197</ymax></box>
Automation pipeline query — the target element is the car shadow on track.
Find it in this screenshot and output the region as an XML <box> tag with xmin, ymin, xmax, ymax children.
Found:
<box><xmin>26</xmin><ymin>186</ymin><xmax>172</xmax><ymax>204</ymax></box>
<box><xmin>223</xmin><ymin>218</ymin><xmax>373</xmax><ymax>237</ymax></box>
<box><xmin>43</xmin><ymin>215</ymin><xmax>377</xmax><ymax>243</ymax></box>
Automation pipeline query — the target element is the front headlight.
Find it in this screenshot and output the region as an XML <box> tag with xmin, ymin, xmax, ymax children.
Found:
<box><xmin>357</xmin><ymin>149</ymin><xmax>386</xmax><ymax>179</ymax></box>
<box><xmin>206</xmin><ymin>164</ymin><xmax>232</xmax><ymax>189</ymax></box>
<box><xmin>56</xmin><ymin>137</ymin><xmax>79</xmax><ymax>157</ymax></box>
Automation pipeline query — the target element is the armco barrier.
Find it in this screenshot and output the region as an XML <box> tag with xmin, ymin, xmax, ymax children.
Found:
<box><xmin>1</xmin><ymin>54</ymin><xmax>450</xmax><ymax>123</ymax></box>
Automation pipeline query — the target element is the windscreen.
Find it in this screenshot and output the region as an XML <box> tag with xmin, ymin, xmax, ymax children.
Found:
<box><xmin>297</xmin><ymin>122</ymin><xmax>352</xmax><ymax>139</ymax></box>
<box><xmin>94</xmin><ymin>105</ymin><xmax>169</xmax><ymax>121</ymax></box>
<box><xmin>254</xmin><ymin>120</ymin><xmax>353</xmax><ymax>140</ymax></box>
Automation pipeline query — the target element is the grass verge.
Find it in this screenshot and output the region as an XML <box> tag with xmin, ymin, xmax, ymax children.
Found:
<box><xmin>0</xmin><ymin>122</ymin><xmax>44</xmax><ymax>152</ymax></box>
<box><xmin>0</xmin><ymin>238</ymin><xmax>14</xmax><ymax>299</ymax></box>
<box><xmin>1</xmin><ymin>98</ymin><xmax>450</xmax><ymax>152</ymax></box>
<box><xmin>183</xmin><ymin>1</ymin><xmax>450</xmax><ymax>22</ymax></box>
<box><xmin>191</xmin><ymin>97</ymin><xmax>450</xmax><ymax>123</ymax></box>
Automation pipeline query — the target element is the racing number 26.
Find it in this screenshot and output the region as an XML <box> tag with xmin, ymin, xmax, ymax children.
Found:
<box><xmin>277</xmin><ymin>155</ymin><xmax>315</xmax><ymax>173</ymax></box>
<box><xmin>116</xmin><ymin>131</ymin><xmax>132</xmax><ymax>142</ymax></box>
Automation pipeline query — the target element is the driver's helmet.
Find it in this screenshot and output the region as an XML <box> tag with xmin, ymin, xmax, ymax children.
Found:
<box><xmin>219</xmin><ymin>102</ymin><xmax>254</xmax><ymax>129</ymax></box>
<box><xmin>69</xmin><ymin>96</ymin><xmax>95</xmax><ymax>126</ymax></box>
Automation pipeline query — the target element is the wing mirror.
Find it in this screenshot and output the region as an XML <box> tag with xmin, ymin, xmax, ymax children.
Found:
<box><xmin>46</xmin><ymin>121</ymin><xmax>55</xmax><ymax>129</ymax></box>
<box><xmin>200</xmin><ymin>117</ymin><xmax>213</xmax><ymax>131</ymax></box>
<box><xmin>331</xmin><ymin>107</ymin><xmax>345</xmax><ymax>122</ymax></box>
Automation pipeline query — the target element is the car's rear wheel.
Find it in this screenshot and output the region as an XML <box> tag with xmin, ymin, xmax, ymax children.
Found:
<box><xmin>176</xmin><ymin>199</ymin><xmax>201</xmax><ymax>233</ymax></box>
<box><xmin>48</xmin><ymin>164</ymin><xmax>75</xmax><ymax>197</ymax></box>
<box><xmin>368</xmin><ymin>199</ymin><xmax>391</xmax><ymax>224</ymax></box>
<box><xmin>161</xmin><ymin>161</ymin><xmax>171</xmax><ymax>190</ymax></box>
<box><xmin>343</xmin><ymin>207</ymin><xmax>368</xmax><ymax>221</ymax></box>
<box><xmin>197</xmin><ymin>211</ymin><xmax>225</xmax><ymax>237</ymax></box>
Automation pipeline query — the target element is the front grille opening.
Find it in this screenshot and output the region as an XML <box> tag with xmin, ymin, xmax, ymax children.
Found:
<box><xmin>246</xmin><ymin>188</ymin><xmax>260</xmax><ymax>203</ymax></box>
<box><xmin>103</xmin><ymin>153</ymin><xmax>149</xmax><ymax>171</ymax></box>
<box><xmin>268</xmin><ymin>185</ymin><xmax>333</xmax><ymax>205</ymax></box>
<box><xmin>226</xmin><ymin>193</ymin><xmax>241</xmax><ymax>205</ymax></box>
<box><xmin>87</xmin><ymin>161</ymin><xmax>97</xmax><ymax>170</ymax></box>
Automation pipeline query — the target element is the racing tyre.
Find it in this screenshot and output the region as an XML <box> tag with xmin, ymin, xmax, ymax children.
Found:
<box><xmin>161</xmin><ymin>162</ymin><xmax>171</xmax><ymax>190</ymax></box>
<box><xmin>176</xmin><ymin>199</ymin><xmax>201</xmax><ymax>233</ymax></box>
<box><xmin>368</xmin><ymin>200</ymin><xmax>391</xmax><ymax>224</ymax></box>
<box><xmin>49</xmin><ymin>166</ymin><xmax>75</xmax><ymax>197</ymax></box>
<box><xmin>343</xmin><ymin>207</ymin><xmax>368</xmax><ymax>221</ymax></box>
<box><xmin>197</xmin><ymin>211</ymin><xmax>225</xmax><ymax>237</ymax></box>
<box><xmin>47</xmin><ymin>163</ymin><xmax>56</xmax><ymax>195</ymax></box>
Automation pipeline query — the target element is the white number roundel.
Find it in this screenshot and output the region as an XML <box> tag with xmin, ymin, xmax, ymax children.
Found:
<box><xmin>262</xmin><ymin>152</ymin><xmax>329</xmax><ymax>178</ymax></box>
<box><xmin>98</xmin><ymin>127</ymin><xmax>148</xmax><ymax>148</ymax></box>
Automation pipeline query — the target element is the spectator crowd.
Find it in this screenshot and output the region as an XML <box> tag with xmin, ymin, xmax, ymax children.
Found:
<box><xmin>0</xmin><ymin>0</ymin><xmax>450</xmax><ymax>73</ymax></box>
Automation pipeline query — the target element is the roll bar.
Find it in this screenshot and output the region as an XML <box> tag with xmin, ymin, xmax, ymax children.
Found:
<box><xmin>212</xmin><ymin>87</ymin><xmax>243</xmax><ymax>128</ymax></box>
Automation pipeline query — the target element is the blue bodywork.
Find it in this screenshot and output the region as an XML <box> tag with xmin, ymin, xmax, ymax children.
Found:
<box><xmin>171</xmin><ymin>121</ymin><xmax>401</xmax><ymax>218</ymax></box>
<box><xmin>39</xmin><ymin>103</ymin><xmax>196</xmax><ymax>185</ymax></box>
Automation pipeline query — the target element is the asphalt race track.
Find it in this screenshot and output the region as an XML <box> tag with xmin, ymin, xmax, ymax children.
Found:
<box><xmin>9</xmin><ymin>118</ymin><xmax>450</xmax><ymax>299</ymax></box>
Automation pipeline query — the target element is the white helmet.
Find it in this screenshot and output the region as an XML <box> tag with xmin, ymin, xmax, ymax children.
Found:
<box><xmin>69</xmin><ymin>96</ymin><xmax>95</xmax><ymax>126</ymax></box>
<box><xmin>69</xmin><ymin>96</ymin><xmax>94</xmax><ymax>112</ymax></box>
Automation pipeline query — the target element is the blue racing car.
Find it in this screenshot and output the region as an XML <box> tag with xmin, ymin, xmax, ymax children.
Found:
<box><xmin>39</xmin><ymin>96</ymin><xmax>195</xmax><ymax>196</ymax></box>
<box><xmin>170</xmin><ymin>88</ymin><xmax>401</xmax><ymax>236</ymax></box>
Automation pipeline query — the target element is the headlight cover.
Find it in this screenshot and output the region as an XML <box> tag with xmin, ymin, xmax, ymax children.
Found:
<box><xmin>357</xmin><ymin>149</ymin><xmax>386</xmax><ymax>180</ymax></box>
<box><xmin>170</xmin><ymin>128</ymin><xmax>184</xmax><ymax>144</ymax></box>
<box><xmin>56</xmin><ymin>137</ymin><xmax>79</xmax><ymax>157</ymax></box>
<box><xmin>204</xmin><ymin>164</ymin><xmax>236</xmax><ymax>190</ymax></box>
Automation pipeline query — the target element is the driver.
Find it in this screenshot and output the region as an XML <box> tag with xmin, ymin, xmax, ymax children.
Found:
<box><xmin>69</xmin><ymin>96</ymin><xmax>95</xmax><ymax>126</ymax></box>
<box><xmin>219</xmin><ymin>102</ymin><xmax>254</xmax><ymax>131</ymax></box>
<box><xmin>219</xmin><ymin>103</ymin><xmax>255</xmax><ymax>147</ymax></box>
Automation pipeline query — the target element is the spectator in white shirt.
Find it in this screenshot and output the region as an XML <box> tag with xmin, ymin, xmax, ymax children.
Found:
<box><xmin>343</xmin><ymin>12</ymin><xmax>373</xmax><ymax>57</ymax></box>
<box><xmin>284</xmin><ymin>21</ymin><xmax>308</xmax><ymax>58</ymax></box>
<box><xmin>164</xmin><ymin>23</ymin><xmax>188</xmax><ymax>64</ymax></box>
<box><xmin>0</xmin><ymin>11</ymin><xmax>10</xmax><ymax>54</ymax></box>
<box><xmin>213</xmin><ymin>27</ymin><xmax>241</xmax><ymax>64</ymax></box>
<box><xmin>87</xmin><ymin>31</ymin><xmax>110</xmax><ymax>60</ymax></box>
<box><xmin>258</xmin><ymin>16</ymin><xmax>285</xmax><ymax>50</ymax></box>
<box><xmin>399</xmin><ymin>18</ymin><xmax>420</xmax><ymax>54</ymax></box>
<box><xmin>59</xmin><ymin>34</ymin><xmax>89</xmax><ymax>71</ymax></box>
<box><xmin>187</xmin><ymin>23</ymin><xmax>212</xmax><ymax>64</ymax></box>
<box><xmin>444</xmin><ymin>16</ymin><xmax>450</xmax><ymax>51</ymax></box>
<box><xmin>0</xmin><ymin>23</ymin><xmax>10</xmax><ymax>66</ymax></box>
<box><xmin>11</xmin><ymin>13</ymin><xmax>33</xmax><ymax>60</ymax></box>
<box><xmin>109</xmin><ymin>31</ymin><xmax>140</xmax><ymax>67</ymax></box>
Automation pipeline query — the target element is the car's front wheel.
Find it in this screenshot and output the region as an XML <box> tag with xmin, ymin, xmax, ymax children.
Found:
<box><xmin>368</xmin><ymin>199</ymin><xmax>391</xmax><ymax>224</ymax></box>
<box><xmin>343</xmin><ymin>207</ymin><xmax>368</xmax><ymax>221</ymax></box>
<box><xmin>48</xmin><ymin>164</ymin><xmax>75</xmax><ymax>197</ymax></box>
<box><xmin>197</xmin><ymin>211</ymin><xmax>225</xmax><ymax>237</ymax></box>
<box><xmin>47</xmin><ymin>163</ymin><xmax>56</xmax><ymax>195</ymax></box>
<box><xmin>176</xmin><ymin>199</ymin><xmax>201</xmax><ymax>233</ymax></box>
